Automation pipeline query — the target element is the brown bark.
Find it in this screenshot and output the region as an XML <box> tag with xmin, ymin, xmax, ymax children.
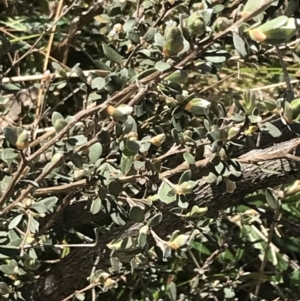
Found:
<box><xmin>24</xmin><ymin>137</ymin><xmax>300</xmax><ymax>301</ymax></box>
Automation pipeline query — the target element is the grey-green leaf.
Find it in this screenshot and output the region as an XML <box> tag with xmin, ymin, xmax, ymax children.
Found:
<box><xmin>2</xmin><ymin>148</ymin><xmax>18</xmax><ymax>161</ymax></box>
<box><xmin>265</xmin><ymin>189</ymin><xmax>279</xmax><ymax>210</ymax></box>
<box><xmin>178</xmin><ymin>170</ymin><xmax>192</xmax><ymax>184</ymax></box>
<box><xmin>89</xmin><ymin>142</ymin><xmax>103</xmax><ymax>163</ymax></box>
<box><xmin>91</xmin><ymin>77</ymin><xmax>106</xmax><ymax>90</ymax></box>
<box><xmin>233</xmin><ymin>31</ymin><xmax>248</xmax><ymax>58</ymax></box>
<box><xmin>129</xmin><ymin>206</ymin><xmax>145</xmax><ymax>223</ymax></box>
<box><xmin>51</xmin><ymin>111</ymin><xmax>64</xmax><ymax>127</ymax></box>
<box><xmin>102</xmin><ymin>43</ymin><xmax>123</xmax><ymax>64</ymax></box>
<box><xmin>72</xmin><ymin>64</ymin><xmax>87</xmax><ymax>83</ymax></box>
<box><xmin>120</xmin><ymin>155</ymin><xmax>133</xmax><ymax>175</ymax></box>
<box><xmin>259</xmin><ymin>122</ymin><xmax>282</xmax><ymax>138</ymax></box>
<box><xmin>155</xmin><ymin>61</ymin><xmax>171</xmax><ymax>72</ymax></box>
<box><xmin>8</xmin><ymin>214</ymin><xmax>23</xmax><ymax>230</ymax></box>
<box><xmin>144</xmin><ymin>27</ymin><xmax>157</xmax><ymax>42</ymax></box>
<box><xmin>90</xmin><ymin>198</ymin><xmax>102</xmax><ymax>215</ymax></box>
<box><xmin>3</xmin><ymin>127</ymin><xmax>18</xmax><ymax>146</ymax></box>
<box><xmin>183</xmin><ymin>152</ymin><xmax>195</xmax><ymax>165</ymax></box>
<box><xmin>148</xmin><ymin>212</ymin><xmax>163</xmax><ymax>227</ymax></box>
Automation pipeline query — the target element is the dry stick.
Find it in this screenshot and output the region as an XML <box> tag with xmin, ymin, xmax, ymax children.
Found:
<box><xmin>0</xmin><ymin>0</ymin><xmax>276</xmax><ymax>213</ymax></box>
<box><xmin>0</xmin><ymin>69</ymin><xmax>110</xmax><ymax>84</ymax></box>
<box><xmin>19</xmin><ymin>211</ymin><xmax>32</xmax><ymax>257</ymax></box>
<box><xmin>61</xmin><ymin>283</ymin><xmax>100</xmax><ymax>301</ymax></box>
<box><xmin>35</xmin><ymin>0</ymin><xmax>65</xmax><ymax>120</ymax></box>
<box><xmin>0</xmin><ymin>27</ymin><xmax>69</xmax><ymax>70</ymax></box>
<box><xmin>2</xmin><ymin>1</ymin><xmax>77</xmax><ymax>78</ymax></box>
<box><xmin>254</xmin><ymin>206</ymin><xmax>280</xmax><ymax>297</ymax></box>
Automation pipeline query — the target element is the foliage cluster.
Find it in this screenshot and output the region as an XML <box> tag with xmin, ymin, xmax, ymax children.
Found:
<box><xmin>0</xmin><ymin>0</ymin><xmax>300</xmax><ymax>300</ymax></box>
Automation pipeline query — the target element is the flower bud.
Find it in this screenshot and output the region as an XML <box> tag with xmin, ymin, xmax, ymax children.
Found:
<box><xmin>185</xmin><ymin>98</ymin><xmax>211</xmax><ymax>115</ymax></box>
<box><xmin>240</xmin><ymin>90</ymin><xmax>256</xmax><ymax>115</ymax></box>
<box><xmin>104</xmin><ymin>278</ymin><xmax>118</xmax><ymax>289</ymax></box>
<box><xmin>16</xmin><ymin>130</ymin><xmax>29</xmax><ymax>150</ymax></box>
<box><xmin>213</xmin><ymin>17</ymin><xmax>233</xmax><ymax>33</ymax></box>
<box><xmin>163</xmin><ymin>26</ymin><xmax>184</xmax><ymax>57</ymax></box>
<box><xmin>150</xmin><ymin>134</ymin><xmax>166</xmax><ymax>147</ymax></box>
<box><xmin>107</xmin><ymin>104</ymin><xmax>133</xmax><ymax>122</ymax></box>
<box><xmin>248</xmin><ymin>16</ymin><xmax>298</xmax><ymax>45</ymax></box>
<box><xmin>186</xmin><ymin>12</ymin><xmax>205</xmax><ymax>35</ymax></box>
<box><xmin>175</xmin><ymin>181</ymin><xmax>194</xmax><ymax>195</ymax></box>
<box><xmin>54</xmin><ymin>118</ymin><xmax>68</xmax><ymax>133</ymax></box>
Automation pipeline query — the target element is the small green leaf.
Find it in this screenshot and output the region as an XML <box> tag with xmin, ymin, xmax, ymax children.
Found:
<box><xmin>30</xmin><ymin>203</ymin><xmax>48</xmax><ymax>214</ymax></box>
<box><xmin>144</xmin><ymin>27</ymin><xmax>157</xmax><ymax>42</ymax></box>
<box><xmin>204</xmin><ymin>49</ymin><xmax>230</xmax><ymax>63</ymax></box>
<box><xmin>233</xmin><ymin>31</ymin><xmax>248</xmax><ymax>57</ymax></box>
<box><xmin>75</xmin><ymin>293</ymin><xmax>85</xmax><ymax>301</ymax></box>
<box><xmin>29</xmin><ymin>217</ymin><xmax>39</xmax><ymax>233</ymax></box>
<box><xmin>138</xmin><ymin>233</ymin><xmax>147</xmax><ymax>248</ymax></box>
<box><xmin>0</xmin><ymin>282</ymin><xmax>10</xmax><ymax>295</ymax></box>
<box><xmin>284</xmin><ymin>0</ymin><xmax>300</xmax><ymax>17</ymax></box>
<box><xmin>186</xmin><ymin>206</ymin><xmax>208</xmax><ymax>218</ymax></box>
<box><xmin>165</xmin><ymin>70</ymin><xmax>189</xmax><ymax>83</ymax></box>
<box><xmin>183</xmin><ymin>152</ymin><xmax>195</xmax><ymax>165</ymax></box>
<box><xmin>102</xmin><ymin>43</ymin><xmax>123</xmax><ymax>64</ymax></box>
<box><xmin>3</xmin><ymin>127</ymin><xmax>18</xmax><ymax>146</ymax></box>
<box><xmin>206</xmin><ymin>172</ymin><xmax>217</xmax><ymax>184</ymax></box>
<box><xmin>129</xmin><ymin>206</ymin><xmax>145</xmax><ymax>223</ymax></box>
<box><xmin>259</xmin><ymin>122</ymin><xmax>282</xmax><ymax>138</ymax></box>
<box><xmin>154</xmin><ymin>61</ymin><xmax>171</xmax><ymax>72</ymax></box>
<box><xmin>90</xmin><ymin>198</ymin><xmax>102</xmax><ymax>215</ymax></box>
<box><xmin>0</xmin><ymin>264</ymin><xmax>15</xmax><ymax>275</ymax></box>
<box><xmin>91</xmin><ymin>77</ymin><xmax>106</xmax><ymax>90</ymax></box>
<box><xmin>120</xmin><ymin>155</ymin><xmax>133</xmax><ymax>175</ymax></box>
<box><xmin>2</xmin><ymin>148</ymin><xmax>18</xmax><ymax>161</ymax></box>
<box><xmin>89</xmin><ymin>142</ymin><xmax>103</xmax><ymax>163</ymax></box>
<box><xmin>185</xmin><ymin>98</ymin><xmax>211</xmax><ymax>115</ymax></box>
<box><xmin>52</xmin><ymin>62</ymin><xmax>67</xmax><ymax>77</ymax></box>
<box><xmin>148</xmin><ymin>212</ymin><xmax>163</xmax><ymax>227</ymax></box>
<box><xmin>8</xmin><ymin>214</ymin><xmax>23</xmax><ymax>230</ymax></box>
<box><xmin>51</xmin><ymin>111</ymin><xmax>64</xmax><ymax>127</ymax></box>
<box><xmin>265</xmin><ymin>189</ymin><xmax>279</xmax><ymax>210</ymax></box>
<box><xmin>125</xmin><ymin>140</ymin><xmax>140</xmax><ymax>155</ymax></box>
<box><xmin>72</xmin><ymin>64</ymin><xmax>87</xmax><ymax>83</ymax></box>
<box><xmin>39</xmin><ymin>196</ymin><xmax>58</xmax><ymax>211</ymax></box>
<box><xmin>168</xmin><ymin>282</ymin><xmax>177</xmax><ymax>301</ymax></box>
<box><xmin>242</xmin><ymin>0</ymin><xmax>268</xmax><ymax>22</ymax></box>
<box><xmin>158</xmin><ymin>181</ymin><xmax>176</xmax><ymax>204</ymax></box>
<box><xmin>169</xmin><ymin>234</ymin><xmax>189</xmax><ymax>249</ymax></box>
<box><xmin>178</xmin><ymin>170</ymin><xmax>192</xmax><ymax>184</ymax></box>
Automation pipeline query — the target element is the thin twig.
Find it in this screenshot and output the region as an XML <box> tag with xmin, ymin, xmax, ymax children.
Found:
<box><xmin>275</xmin><ymin>45</ymin><xmax>293</xmax><ymax>96</ymax></box>
<box><xmin>0</xmin><ymin>69</ymin><xmax>109</xmax><ymax>84</ymax></box>
<box><xmin>61</xmin><ymin>283</ymin><xmax>99</xmax><ymax>301</ymax></box>
<box><xmin>35</xmin><ymin>0</ymin><xmax>65</xmax><ymax>120</ymax></box>
<box><xmin>254</xmin><ymin>205</ymin><xmax>280</xmax><ymax>297</ymax></box>
<box><xmin>19</xmin><ymin>210</ymin><xmax>32</xmax><ymax>257</ymax></box>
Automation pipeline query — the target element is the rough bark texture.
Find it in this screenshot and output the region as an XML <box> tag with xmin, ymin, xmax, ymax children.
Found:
<box><xmin>24</xmin><ymin>137</ymin><xmax>300</xmax><ymax>301</ymax></box>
